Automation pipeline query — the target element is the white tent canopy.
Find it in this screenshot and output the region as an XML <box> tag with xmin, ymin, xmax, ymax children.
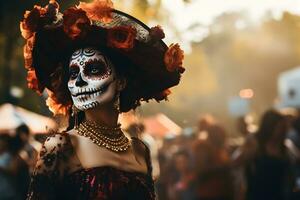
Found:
<box><xmin>143</xmin><ymin>114</ymin><xmax>182</xmax><ymax>138</ymax></box>
<box><xmin>119</xmin><ymin>112</ymin><xmax>182</xmax><ymax>138</ymax></box>
<box><xmin>278</xmin><ymin>66</ymin><xmax>300</xmax><ymax>108</ymax></box>
<box><xmin>0</xmin><ymin>103</ymin><xmax>57</xmax><ymax>134</ymax></box>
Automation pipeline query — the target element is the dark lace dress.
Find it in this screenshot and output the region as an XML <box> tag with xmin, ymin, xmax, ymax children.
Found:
<box><xmin>26</xmin><ymin>133</ymin><xmax>155</xmax><ymax>200</ymax></box>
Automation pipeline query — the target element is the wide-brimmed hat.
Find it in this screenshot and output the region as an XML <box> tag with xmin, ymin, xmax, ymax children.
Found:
<box><xmin>20</xmin><ymin>0</ymin><xmax>185</xmax><ymax>115</ymax></box>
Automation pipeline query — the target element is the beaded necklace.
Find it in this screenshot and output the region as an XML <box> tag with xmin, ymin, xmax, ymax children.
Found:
<box><xmin>77</xmin><ymin>120</ymin><xmax>131</xmax><ymax>152</ymax></box>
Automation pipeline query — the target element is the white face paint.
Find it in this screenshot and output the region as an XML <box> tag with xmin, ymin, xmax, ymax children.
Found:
<box><xmin>68</xmin><ymin>47</ymin><xmax>117</xmax><ymax>111</ymax></box>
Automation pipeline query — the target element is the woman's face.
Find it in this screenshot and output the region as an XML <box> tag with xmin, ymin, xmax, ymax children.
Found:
<box><xmin>68</xmin><ymin>47</ymin><xmax>117</xmax><ymax>110</ymax></box>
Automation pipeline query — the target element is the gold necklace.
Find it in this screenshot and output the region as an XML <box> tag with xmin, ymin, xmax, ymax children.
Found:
<box><xmin>76</xmin><ymin>120</ymin><xmax>131</xmax><ymax>152</ymax></box>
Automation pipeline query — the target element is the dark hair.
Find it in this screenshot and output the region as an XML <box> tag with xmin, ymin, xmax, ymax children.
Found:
<box><xmin>16</xmin><ymin>124</ymin><xmax>30</xmax><ymax>136</ymax></box>
<box><xmin>8</xmin><ymin>134</ymin><xmax>25</xmax><ymax>154</ymax></box>
<box><xmin>256</xmin><ymin>109</ymin><xmax>286</xmax><ymax>154</ymax></box>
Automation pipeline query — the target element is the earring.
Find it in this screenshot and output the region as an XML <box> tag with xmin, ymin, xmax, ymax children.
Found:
<box><xmin>72</xmin><ymin>105</ymin><xmax>80</xmax><ymax>129</ymax></box>
<box><xmin>114</xmin><ymin>93</ymin><xmax>120</xmax><ymax>113</ymax></box>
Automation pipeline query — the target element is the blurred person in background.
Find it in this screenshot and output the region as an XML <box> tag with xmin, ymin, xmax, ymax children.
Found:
<box><xmin>156</xmin><ymin>135</ymin><xmax>177</xmax><ymax>200</ymax></box>
<box><xmin>0</xmin><ymin>134</ymin><xmax>17</xmax><ymax>200</ymax></box>
<box><xmin>168</xmin><ymin>150</ymin><xmax>195</xmax><ymax>200</ymax></box>
<box><xmin>231</xmin><ymin>116</ymin><xmax>255</xmax><ymax>200</ymax></box>
<box><xmin>16</xmin><ymin>124</ymin><xmax>38</xmax><ymax>172</ymax></box>
<box><xmin>0</xmin><ymin>133</ymin><xmax>30</xmax><ymax>200</ymax></box>
<box><xmin>233</xmin><ymin>109</ymin><xmax>294</xmax><ymax>200</ymax></box>
<box><xmin>197</xmin><ymin>114</ymin><xmax>216</xmax><ymax>134</ymax></box>
<box><xmin>192</xmin><ymin>123</ymin><xmax>234</xmax><ymax>200</ymax></box>
<box><xmin>285</xmin><ymin>112</ymin><xmax>300</xmax><ymax>199</ymax></box>
<box><xmin>8</xmin><ymin>132</ymin><xmax>30</xmax><ymax>200</ymax></box>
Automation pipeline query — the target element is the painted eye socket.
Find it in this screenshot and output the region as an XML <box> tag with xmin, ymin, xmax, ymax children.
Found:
<box><xmin>69</xmin><ymin>65</ymin><xmax>79</xmax><ymax>80</ymax></box>
<box><xmin>84</xmin><ymin>60</ymin><xmax>108</xmax><ymax>76</ymax></box>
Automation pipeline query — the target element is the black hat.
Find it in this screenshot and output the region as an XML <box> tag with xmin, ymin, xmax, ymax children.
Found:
<box><xmin>21</xmin><ymin>0</ymin><xmax>185</xmax><ymax>115</ymax></box>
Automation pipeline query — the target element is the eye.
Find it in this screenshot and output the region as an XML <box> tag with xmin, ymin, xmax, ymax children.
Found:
<box><xmin>84</xmin><ymin>60</ymin><xmax>109</xmax><ymax>77</ymax></box>
<box><xmin>90</xmin><ymin>66</ymin><xmax>100</xmax><ymax>74</ymax></box>
<box><xmin>69</xmin><ymin>65</ymin><xmax>79</xmax><ymax>80</ymax></box>
<box><xmin>69</xmin><ymin>71</ymin><xmax>78</xmax><ymax>79</ymax></box>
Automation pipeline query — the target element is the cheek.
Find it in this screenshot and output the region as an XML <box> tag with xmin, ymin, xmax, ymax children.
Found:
<box><xmin>87</xmin><ymin>79</ymin><xmax>104</xmax><ymax>87</ymax></box>
<box><xmin>68</xmin><ymin>79</ymin><xmax>76</xmax><ymax>89</ymax></box>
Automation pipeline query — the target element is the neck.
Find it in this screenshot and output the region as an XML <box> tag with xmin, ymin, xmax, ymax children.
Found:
<box><xmin>84</xmin><ymin>105</ymin><xmax>119</xmax><ymax>127</ymax></box>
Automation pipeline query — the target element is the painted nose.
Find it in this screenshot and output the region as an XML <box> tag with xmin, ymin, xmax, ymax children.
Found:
<box><xmin>75</xmin><ymin>73</ymin><xmax>87</xmax><ymax>87</ymax></box>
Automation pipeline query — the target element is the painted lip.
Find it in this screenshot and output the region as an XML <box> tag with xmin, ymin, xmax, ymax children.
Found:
<box><xmin>71</xmin><ymin>81</ymin><xmax>111</xmax><ymax>97</ymax></box>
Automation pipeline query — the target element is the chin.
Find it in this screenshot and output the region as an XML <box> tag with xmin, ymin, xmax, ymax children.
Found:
<box><xmin>73</xmin><ymin>84</ymin><xmax>117</xmax><ymax>111</ymax></box>
<box><xmin>76</xmin><ymin>96</ymin><xmax>115</xmax><ymax>111</ymax></box>
<box><xmin>77</xmin><ymin>101</ymin><xmax>100</xmax><ymax>110</ymax></box>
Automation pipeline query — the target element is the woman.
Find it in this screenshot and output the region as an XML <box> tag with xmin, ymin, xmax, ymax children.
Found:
<box><xmin>0</xmin><ymin>134</ymin><xmax>30</xmax><ymax>200</ymax></box>
<box><xmin>20</xmin><ymin>0</ymin><xmax>184</xmax><ymax>199</ymax></box>
<box><xmin>233</xmin><ymin>110</ymin><xmax>294</xmax><ymax>200</ymax></box>
<box><xmin>192</xmin><ymin>124</ymin><xmax>233</xmax><ymax>200</ymax></box>
<box><xmin>168</xmin><ymin>150</ymin><xmax>195</xmax><ymax>200</ymax></box>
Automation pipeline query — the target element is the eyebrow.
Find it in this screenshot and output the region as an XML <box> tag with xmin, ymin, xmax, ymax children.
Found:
<box><xmin>84</xmin><ymin>58</ymin><xmax>107</xmax><ymax>66</ymax></box>
<box><xmin>95</xmin><ymin>56</ymin><xmax>106</xmax><ymax>62</ymax></box>
<box><xmin>69</xmin><ymin>64</ymin><xmax>80</xmax><ymax>69</ymax></box>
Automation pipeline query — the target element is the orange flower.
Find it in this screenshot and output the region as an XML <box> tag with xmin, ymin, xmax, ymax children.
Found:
<box><xmin>20</xmin><ymin>1</ymin><xmax>59</xmax><ymax>39</ymax></box>
<box><xmin>20</xmin><ymin>7</ymin><xmax>41</xmax><ymax>39</ymax></box>
<box><xmin>63</xmin><ymin>7</ymin><xmax>91</xmax><ymax>39</ymax></box>
<box><xmin>46</xmin><ymin>89</ymin><xmax>71</xmax><ymax>116</ymax></box>
<box><xmin>164</xmin><ymin>43</ymin><xmax>185</xmax><ymax>73</ymax></box>
<box><xmin>44</xmin><ymin>0</ymin><xmax>59</xmax><ymax>23</ymax></box>
<box><xmin>150</xmin><ymin>25</ymin><xmax>165</xmax><ymax>40</ymax></box>
<box><xmin>154</xmin><ymin>89</ymin><xmax>171</xmax><ymax>101</ymax></box>
<box><xmin>27</xmin><ymin>69</ymin><xmax>43</xmax><ymax>94</ymax></box>
<box><xmin>107</xmin><ymin>26</ymin><xmax>136</xmax><ymax>50</ymax></box>
<box><xmin>77</xmin><ymin>0</ymin><xmax>113</xmax><ymax>23</ymax></box>
<box><xmin>23</xmin><ymin>35</ymin><xmax>35</xmax><ymax>69</ymax></box>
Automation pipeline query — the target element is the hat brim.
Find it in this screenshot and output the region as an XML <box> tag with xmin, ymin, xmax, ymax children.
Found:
<box><xmin>32</xmin><ymin>9</ymin><xmax>181</xmax><ymax>111</ymax></box>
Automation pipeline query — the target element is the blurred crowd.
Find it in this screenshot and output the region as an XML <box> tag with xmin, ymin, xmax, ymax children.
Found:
<box><xmin>149</xmin><ymin>109</ymin><xmax>300</xmax><ymax>200</ymax></box>
<box><xmin>0</xmin><ymin>124</ymin><xmax>38</xmax><ymax>200</ymax></box>
<box><xmin>1</xmin><ymin>109</ymin><xmax>300</xmax><ymax>200</ymax></box>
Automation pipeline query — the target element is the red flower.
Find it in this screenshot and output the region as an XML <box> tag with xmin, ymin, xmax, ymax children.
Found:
<box><xmin>150</xmin><ymin>25</ymin><xmax>165</xmax><ymax>40</ymax></box>
<box><xmin>46</xmin><ymin>89</ymin><xmax>71</xmax><ymax>116</ymax></box>
<box><xmin>23</xmin><ymin>36</ymin><xmax>35</xmax><ymax>70</ymax></box>
<box><xmin>77</xmin><ymin>0</ymin><xmax>113</xmax><ymax>23</ymax></box>
<box><xmin>154</xmin><ymin>89</ymin><xmax>171</xmax><ymax>101</ymax></box>
<box><xmin>27</xmin><ymin>69</ymin><xmax>44</xmax><ymax>94</ymax></box>
<box><xmin>107</xmin><ymin>26</ymin><xmax>136</xmax><ymax>50</ymax></box>
<box><xmin>164</xmin><ymin>43</ymin><xmax>185</xmax><ymax>73</ymax></box>
<box><xmin>63</xmin><ymin>7</ymin><xmax>91</xmax><ymax>39</ymax></box>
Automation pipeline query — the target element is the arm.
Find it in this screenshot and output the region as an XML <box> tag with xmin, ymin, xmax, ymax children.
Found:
<box><xmin>26</xmin><ymin>133</ymin><xmax>70</xmax><ymax>200</ymax></box>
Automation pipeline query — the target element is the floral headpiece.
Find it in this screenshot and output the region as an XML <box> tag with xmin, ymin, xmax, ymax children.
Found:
<box><xmin>20</xmin><ymin>0</ymin><xmax>185</xmax><ymax>115</ymax></box>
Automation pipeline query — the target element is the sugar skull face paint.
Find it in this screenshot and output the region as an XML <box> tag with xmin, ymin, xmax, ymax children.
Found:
<box><xmin>68</xmin><ymin>47</ymin><xmax>117</xmax><ymax>110</ymax></box>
